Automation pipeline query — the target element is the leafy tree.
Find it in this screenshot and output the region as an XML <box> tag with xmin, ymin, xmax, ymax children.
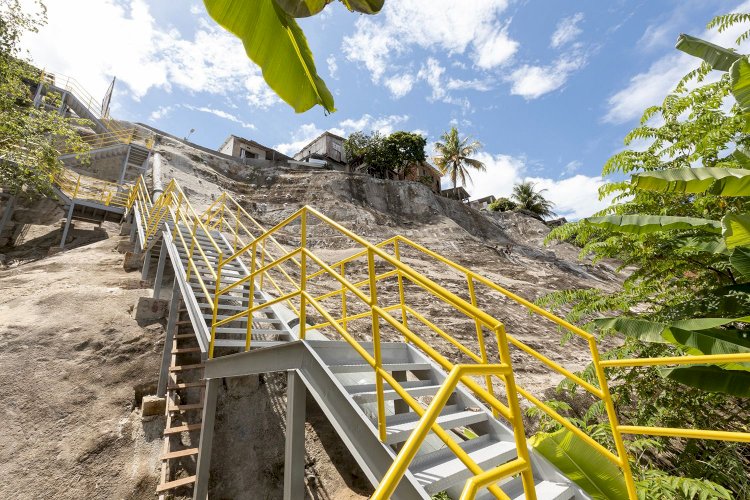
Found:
<box><xmin>511</xmin><ymin>181</ymin><xmax>555</xmax><ymax>218</ymax></box>
<box><xmin>433</xmin><ymin>126</ymin><xmax>485</xmax><ymax>199</ymax></box>
<box><xmin>201</xmin><ymin>0</ymin><xmax>385</xmax><ymax>113</ymax></box>
<box><xmin>343</xmin><ymin>130</ymin><xmax>426</xmax><ymax>179</ymax></box>
<box><xmin>0</xmin><ymin>0</ymin><xmax>87</xmax><ymax>197</ymax></box>
<box><xmin>487</xmin><ymin>196</ymin><xmax>517</xmax><ymax>212</ymax></box>
<box><xmin>538</xmin><ymin>13</ymin><xmax>750</xmax><ymax>498</ymax></box>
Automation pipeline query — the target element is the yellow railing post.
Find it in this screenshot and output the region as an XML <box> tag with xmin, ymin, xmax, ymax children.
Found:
<box><xmin>299</xmin><ymin>210</ymin><xmax>307</xmax><ymax>340</ymax></box>
<box><xmin>468</xmin><ymin>275</ymin><xmax>496</xmax><ymax>416</ymax></box>
<box><xmin>245</xmin><ymin>240</ymin><xmax>257</xmax><ymax>351</ymax></box>
<box><xmin>259</xmin><ymin>239</ymin><xmax>267</xmax><ymax>289</ymax></box>
<box><xmin>367</xmin><ymin>247</ymin><xmax>387</xmax><ymax>443</ymax></box>
<box><xmin>589</xmin><ymin>338</ymin><xmax>637</xmax><ymax>499</ymax></box>
<box><xmin>209</xmin><ymin>259</ymin><xmax>222</xmax><ymax>359</ymax></box>
<box><xmin>393</xmin><ymin>238</ymin><xmax>409</xmax><ymax>329</ymax></box>
<box><xmin>494</xmin><ymin>324</ymin><xmax>536</xmax><ymax>500</ymax></box>
<box><xmin>73</xmin><ymin>174</ymin><xmax>81</xmax><ymax>198</ymax></box>
<box><xmin>186</xmin><ymin>223</ymin><xmax>198</xmax><ymax>281</ymax></box>
<box><xmin>340</xmin><ymin>262</ymin><xmax>348</xmax><ymax>331</ymax></box>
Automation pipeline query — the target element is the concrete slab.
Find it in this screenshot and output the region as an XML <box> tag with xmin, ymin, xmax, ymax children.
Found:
<box><xmin>141</xmin><ymin>395</ymin><xmax>166</xmax><ymax>417</ymax></box>
<box><xmin>123</xmin><ymin>251</ymin><xmax>143</xmax><ymax>271</ymax></box>
<box><xmin>133</xmin><ymin>297</ymin><xmax>168</xmax><ymax>322</ymax></box>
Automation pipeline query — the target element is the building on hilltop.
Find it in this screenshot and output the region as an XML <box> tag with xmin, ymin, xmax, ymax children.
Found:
<box><xmin>219</xmin><ymin>135</ymin><xmax>290</xmax><ymax>162</ymax></box>
<box><xmin>293</xmin><ymin>131</ymin><xmax>347</xmax><ymax>171</ymax></box>
<box><xmin>469</xmin><ymin>195</ymin><xmax>496</xmax><ymax>210</ymax></box>
<box><xmin>441</xmin><ymin>186</ymin><xmax>470</xmax><ymax>201</ymax></box>
<box><xmin>399</xmin><ymin>161</ymin><xmax>442</xmax><ymax>194</ymax></box>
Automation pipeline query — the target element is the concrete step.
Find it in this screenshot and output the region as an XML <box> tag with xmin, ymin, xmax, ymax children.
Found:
<box><xmin>476</xmin><ymin>477</ymin><xmax>575</xmax><ymax>500</ymax></box>
<box><xmin>347</xmin><ymin>380</ymin><xmax>441</xmax><ymax>403</ymax></box>
<box><xmin>328</xmin><ymin>362</ymin><xmax>431</xmax><ymax>374</ymax></box>
<box><xmin>383</xmin><ymin>404</ymin><xmax>488</xmax><ymax>445</ymax></box>
<box><xmin>213</xmin><ymin>339</ymin><xmax>287</xmax><ymax>349</ymax></box>
<box><xmin>202</xmin><ymin>313</ymin><xmax>281</xmax><ymax>324</ymax></box>
<box><xmin>412</xmin><ymin>436</ymin><xmax>517</xmax><ymax>495</ymax></box>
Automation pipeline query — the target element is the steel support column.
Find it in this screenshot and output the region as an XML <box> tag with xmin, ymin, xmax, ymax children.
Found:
<box><xmin>193</xmin><ymin>378</ymin><xmax>219</xmax><ymax>500</ymax></box>
<box><xmin>157</xmin><ymin>280</ymin><xmax>180</xmax><ymax>397</ymax></box>
<box><xmin>117</xmin><ymin>145</ymin><xmax>132</xmax><ymax>186</ymax></box>
<box><xmin>284</xmin><ymin>370</ymin><xmax>306</xmax><ymax>500</ymax></box>
<box><xmin>60</xmin><ymin>202</ymin><xmax>75</xmax><ymax>249</ymax></box>
<box><xmin>153</xmin><ymin>241</ymin><xmax>168</xmax><ymax>298</ymax></box>
<box><xmin>141</xmin><ymin>246</ymin><xmax>152</xmax><ymax>280</ymax></box>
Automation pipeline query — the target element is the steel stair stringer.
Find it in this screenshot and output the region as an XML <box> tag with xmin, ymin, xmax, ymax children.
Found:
<box><xmin>203</xmin><ymin>340</ymin><xmax>429</xmax><ymax>500</ymax></box>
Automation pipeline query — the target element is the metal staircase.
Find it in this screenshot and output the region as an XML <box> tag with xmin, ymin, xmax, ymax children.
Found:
<box><xmin>125</xmin><ymin>181</ymin><xmax>593</xmax><ymax>500</ymax></box>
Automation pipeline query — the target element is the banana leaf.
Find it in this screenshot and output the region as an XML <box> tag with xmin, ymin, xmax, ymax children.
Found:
<box><xmin>203</xmin><ymin>0</ymin><xmax>335</xmax><ymax>113</ymax></box>
<box><xmin>675</xmin><ymin>34</ymin><xmax>741</xmax><ymax>71</ymax></box>
<box><xmin>722</xmin><ymin>213</ymin><xmax>750</xmax><ymax>248</ymax></box>
<box><xmin>674</xmin><ymin>235</ymin><xmax>728</xmax><ymax>255</ymax></box>
<box><xmin>342</xmin><ymin>0</ymin><xmax>384</xmax><ymax>14</ymax></box>
<box><xmin>584</xmin><ymin>215</ymin><xmax>721</xmax><ymax>235</ymax></box>
<box><xmin>632</xmin><ymin>167</ymin><xmax>750</xmax><ymax>197</ymax></box>
<box><xmin>730</xmin><ymin>246</ymin><xmax>750</xmax><ymax>279</ymax></box>
<box><xmin>661</xmin><ymin>365</ymin><xmax>750</xmax><ymax>397</ymax></box>
<box><xmin>730</xmin><ymin>56</ymin><xmax>750</xmax><ymax>113</ymax></box>
<box><xmin>274</xmin><ymin>0</ymin><xmax>330</xmax><ymax>17</ymax></box>
<box><xmin>530</xmin><ymin>428</ymin><xmax>628</xmax><ymax>499</ymax></box>
<box><xmin>662</xmin><ymin>327</ymin><xmax>750</xmax><ymax>371</ymax></box>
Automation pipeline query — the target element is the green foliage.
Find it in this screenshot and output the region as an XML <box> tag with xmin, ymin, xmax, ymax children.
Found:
<box><xmin>433</xmin><ymin>126</ymin><xmax>485</xmax><ymax>194</ymax></box>
<box><xmin>635</xmin><ymin>470</ymin><xmax>732</xmax><ymax>500</ymax></box>
<box><xmin>487</xmin><ymin>196</ymin><xmax>516</xmax><ymax>212</ymax></box>
<box><xmin>343</xmin><ymin>130</ymin><xmax>426</xmax><ymax>179</ymax></box>
<box><xmin>201</xmin><ymin>0</ymin><xmax>385</xmax><ymax>113</ymax></box>
<box><xmin>0</xmin><ymin>0</ymin><xmax>88</xmax><ymax>196</ymax></box>
<box><xmin>511</xmin><ymin>181</ymin><xmax>556</xmax><ymax>218</ymax></box>
<box><xmin>539</xmin><ymin>10</ymin><xmax>750</xmax><ymax>498</ymax></box>
<box><xmin>530</xmin><ymin>428</ymin><xmax>628</xmax><ymax>499</ymax></box>
<box><xmin>202</xmin><ymin>0</ymin><xmax>335</xmax><ymax>113</ymax></box>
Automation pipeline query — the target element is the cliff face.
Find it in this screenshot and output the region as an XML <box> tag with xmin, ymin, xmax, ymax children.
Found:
<box><xmin>156</xmin><ymin>135</ymin><xmax>621</xmax><ymax>394</ymax></box>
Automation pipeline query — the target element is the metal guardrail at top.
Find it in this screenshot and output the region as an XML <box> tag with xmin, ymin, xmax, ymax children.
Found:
<box><xmin>54</xmin><ymin>169</ymin><xmax>129</xmax><ymax>208</ymax></box>
<box><xmin>41</xmin><ymin>71</ymin><xmax>153</xmax><ymax>152</ymax></box>
<box><xmin>124</xmin><ymin>176</ymin><xmax>750</xmax><ymax>499</ymax></box>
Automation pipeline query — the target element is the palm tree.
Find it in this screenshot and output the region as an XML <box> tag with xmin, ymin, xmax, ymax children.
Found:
<box><xmin>434</xmin><ymin>126</ymin><xmax>485</xmax><ymax>199</ymax></box>
<box><xmin>511</xmin><ymin>181</ymin><xmax>556</xmax><ymax>218</ymax></box>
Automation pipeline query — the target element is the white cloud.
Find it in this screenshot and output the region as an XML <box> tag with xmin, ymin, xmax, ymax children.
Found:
<box><xmin>604</xmin><ymin>1</ymin><xmax>750</xmax><ymax>124</ymax></box>
<box><xmin>182</xmin><ymin>104</ymin><xmax>255</xmax><ymax>130</ymax></box>
<box><xmin>149</xmin><ymin>105</ymin><xmax>173</xmax><ymax>121</ymax></box>
<box><xmin>550</xmin><ymin>13</ymin><xmax>584</xmax><ymax>48</ymax></box>
<box><xmin>384</xmin><ymin>73</ymin><xmax>415</xmax><ymax>98</ymax></box>
<box><xmin>342</xmin><ymin>0</ymin><xmax>516</xmax><ymax>100</ymax></box>
<box><xmin>473</xmin><ymin>26</ymin><xmax>519</xmax><ymax>69</ymax></box>
<box><xmin>507</xmin><ymin>54</ymin><xmax>585</xmax><ymax>99</ymax></box>
<box><xmin>21</xmin><ymin>0</ymin><xmax>277</xmax><ymax>110</ymax></box>
<box><xmin>274</xmin><ymin>123</ymin><xmax>327</xmax><ymax>156</ymax></box>
<box><xmin>437</xmin><ymin>150</ymin><xmax>609</xmax><ymax>220</ymax></box>
<box><xmin>339</xmin><ymin>114</ymin><xmax>410</xmax><ymax>135</ymax></box>
<box><xmin>327</xmin><ymin>55</ymin><xmax>338</xmax><ymax>79</ymax></box>
<box><xmin>563</xmin><ymin>160</ymin><xmax>582</xmax><ymax>174</ymax></box>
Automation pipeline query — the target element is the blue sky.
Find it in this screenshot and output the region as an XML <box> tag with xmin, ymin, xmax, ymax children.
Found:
<box><xmin>20</xmin><ymin>0</ymin><xmax>750</xmax><ymax>219</ymax></box>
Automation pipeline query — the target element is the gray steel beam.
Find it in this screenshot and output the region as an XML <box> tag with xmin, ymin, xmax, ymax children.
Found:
<box><xmin>157</xmin><ymin>280</ymin><xmax>180</xmax><ymax>397</ymax></box>
<box><xmin>59</xmin><ymin>202</ymin><xmax>75</xmax><ymax>250</ymax></box>
<box><xmin>193</xmin><ymin>377</ymin><xmax>219</xmax><ymax>500</ymax></box>
<box><xmin>284</xmin><ymin>371</ymin><xmax>306</xmax><ymax>500</ymax></box>
<box><xmin>141</xmin><ymin>246</ymin><xmax>152</xmax><ymax>280</ymax></box>
<box><xmin>204</xmin><ymin>341</ymin><xmax>305</xmax><ymax>379</ymax></box>
<box><xmin>117</xmin><ymin>145</ymin><xmax>132</xmax><ymax>185</ymax></box>
<box><xmin>153</xmin><ymin>241</ymin><xmax>168</xmax><ymax>298</ymax></box>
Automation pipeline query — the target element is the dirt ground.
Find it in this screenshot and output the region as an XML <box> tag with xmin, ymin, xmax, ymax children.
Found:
<box><xmin>0</xmin><ymin>136</ymin><xmax>628</xmax><ymax>498</ymax></box>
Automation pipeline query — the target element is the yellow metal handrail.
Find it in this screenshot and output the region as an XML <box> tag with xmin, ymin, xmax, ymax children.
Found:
<box><xmin>54</xmin><ymin>168</ymin><xmax>128</xmax><ymax>208</ymax></box>
<box><xmin>42</xmin><ymin>71</ymin><xmax>152</xmax><ymax>151</ymax></box>
<box><xmin>123</xmin><ymin>176</ymin><xmax>750</xmax><ymax>499</ymax></box>
<box><xmin>207</xmin><ymin>205</ymin><xmax>537</xmax><ymax>498</ymax></box>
